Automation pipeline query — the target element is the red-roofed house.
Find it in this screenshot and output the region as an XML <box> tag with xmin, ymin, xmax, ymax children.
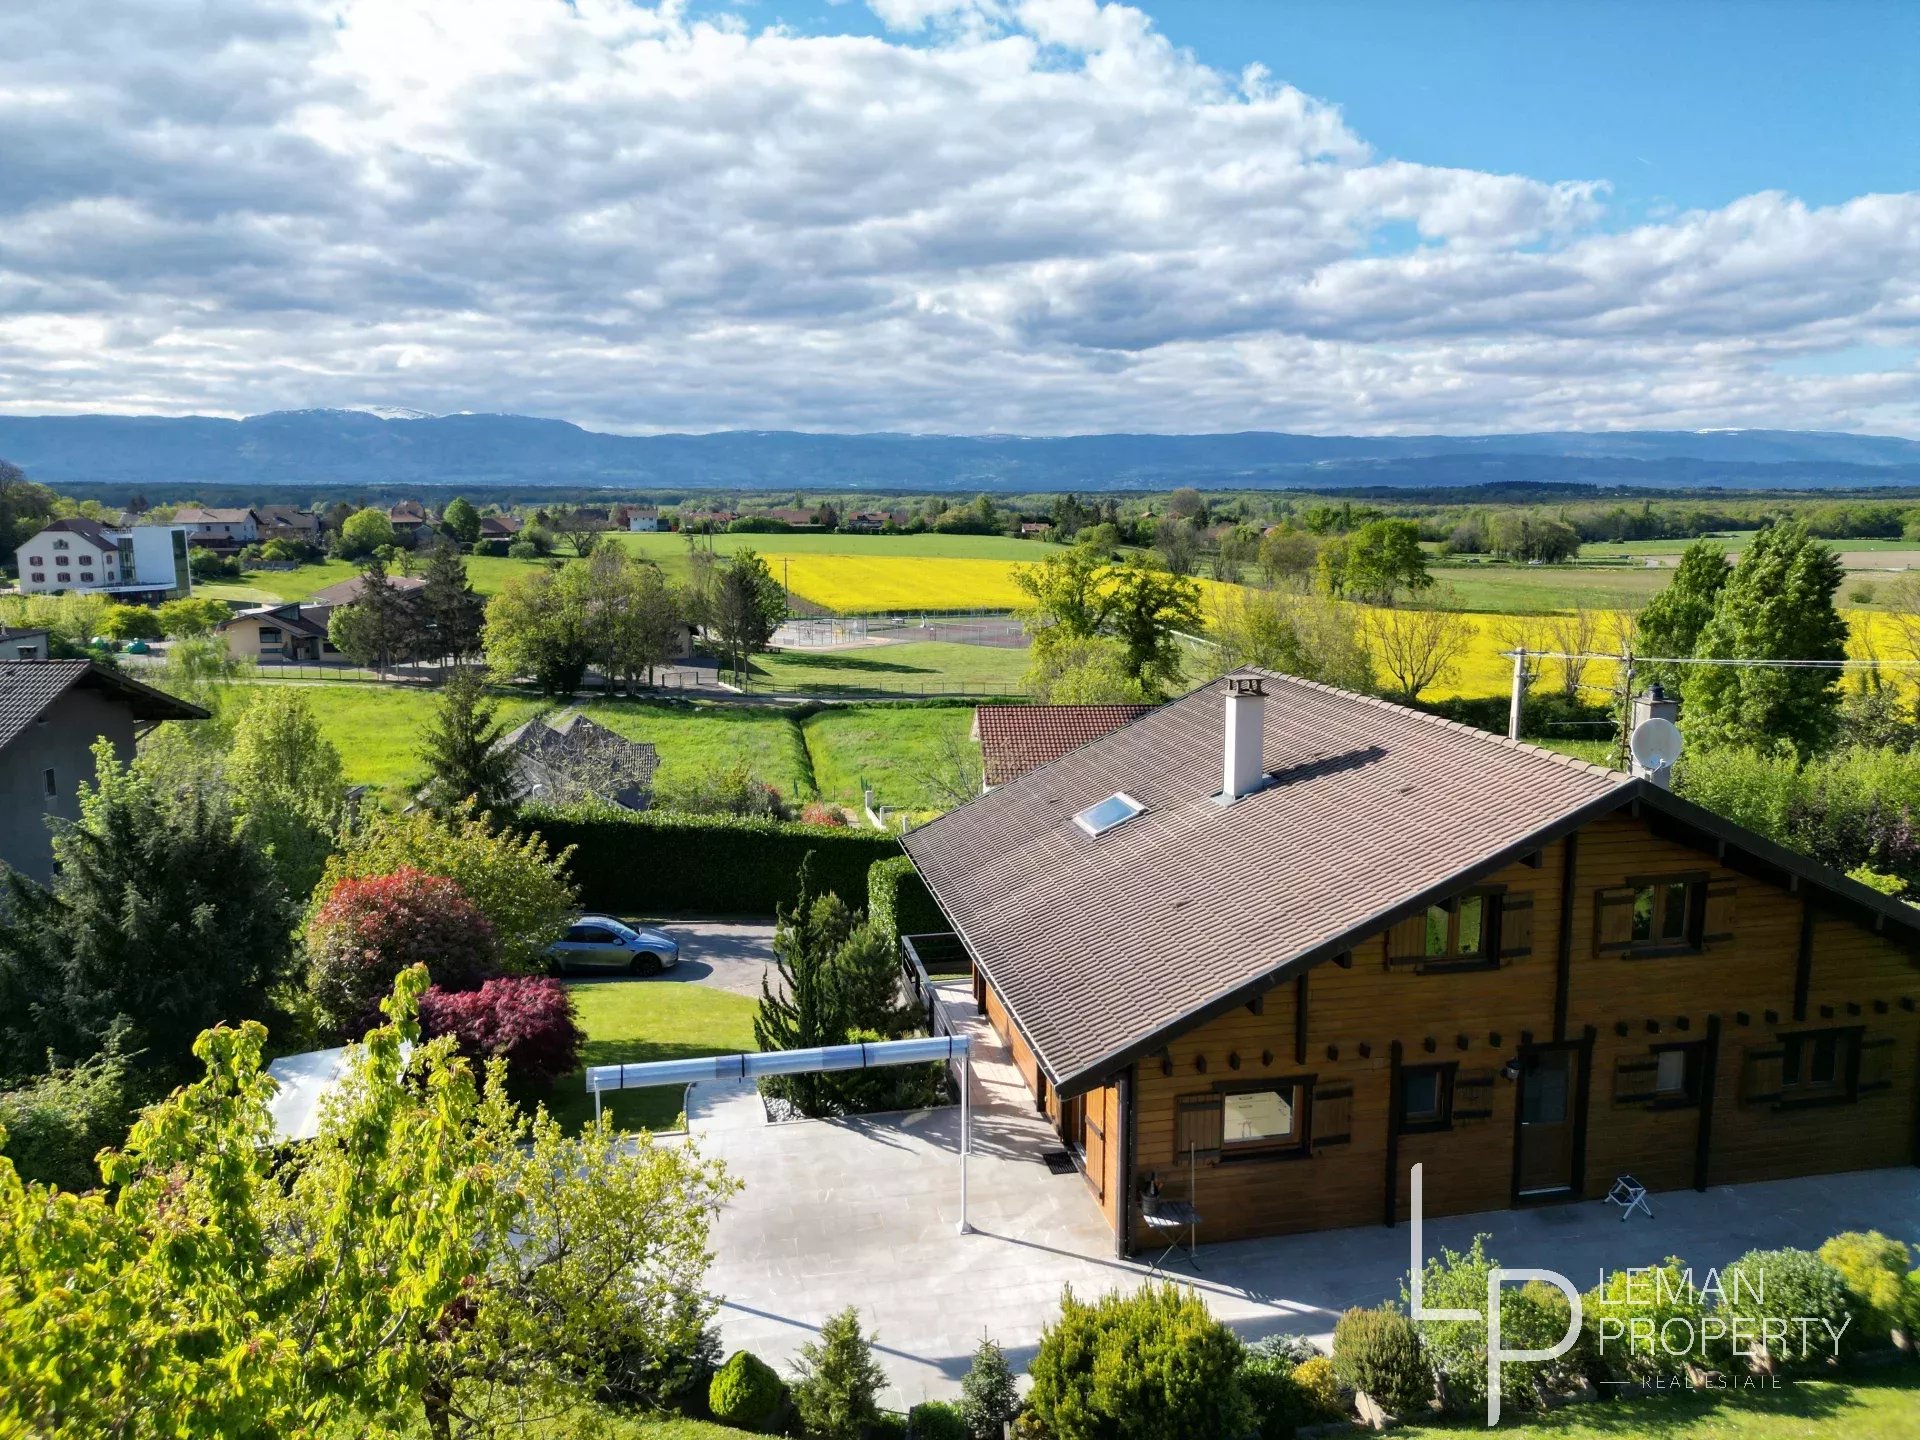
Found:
<box><xmin>972</xmin><ymin>703</ymin><xmax>1158</xmax><ymax>790</ymax></box>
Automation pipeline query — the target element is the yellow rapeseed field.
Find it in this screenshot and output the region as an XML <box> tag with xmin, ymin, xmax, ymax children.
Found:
<box><xmin>779</xmin><ymin>551</ymin><xmax>1910</xmax><ymax>703</ymax></box>
<box><xmin>781</xmin><ymin>554</ymin><xmax>1031</xmax><ymax>612</ymax></box>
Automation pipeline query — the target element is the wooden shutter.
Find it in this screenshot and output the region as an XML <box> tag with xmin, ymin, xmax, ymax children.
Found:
<box><xmin>1856</xmin><ymin>1035</ymin><xmax>1897</xmax><ymax>1096</ymax></box>
<box><xmin>1595</xmin><ymin>887</ymin><xmax>1638</xmax><ymax>954</ymax></box>
<box><xmin>1701</xmin><ymin>879</ymin><xmax>1737</xmax><ymax>945</ymax></box>
<box><xmin>1453</xmin><ymin>1070</ymin><xmax>1495</xmax><ymax>1122</ymax></box>
<box><xmin>1386</xmin><ymin>912</ymin><xmax>1429</xmax><ymax>968</ymax></box>
<box><xmin>1311</xmin><ymin>1083</ymin><xmax>1353</xmax><ymax>1148</ymax></box>
<box><xmin>1173</xmin><ymin>1095</ymin><xmax>1223</xmax><ymax>1162</ymax></box>
<box><xmin>1740</xmin><ymin>1046</ymin><xmax>1784</xmax><ymax>1106</ymax></box>
<box><xmin>1498</xmin><ymin>893</ymin><xmax>1534</xmax><ymax>960</ymax></box>
<box><xmin>1612</xmin><ymin>1056</ymin><xmax>1661</xmax><ymax>1106</ymax></box>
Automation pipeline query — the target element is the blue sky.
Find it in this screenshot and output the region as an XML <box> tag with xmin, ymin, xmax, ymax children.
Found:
<box><xmin>2</xmin><ymin>0</ymin><xmax>1916</xmax><ymax>435</ymax></box>
<box><xmin>737</xmin><ymin>0</ymin><xmax>1920</xmax><ymax>219</ymax></box>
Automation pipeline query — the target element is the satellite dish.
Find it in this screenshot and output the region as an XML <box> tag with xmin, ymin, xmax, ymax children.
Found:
<box><xmin>1630</xmin><ymin>717</ymin><xmax>1684</xmax><ymax>772</ymax></box>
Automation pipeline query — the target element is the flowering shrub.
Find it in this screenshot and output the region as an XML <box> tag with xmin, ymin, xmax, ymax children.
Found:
<box><xmin>419</xmin><ymin>977</ymin><xmax>584</xmax><ymax>1094</ymax></box>
<box><xmin>799</xmin><ymin>801</ymin><xmax>849</xmax><ymax>827</ymax></box>
<box><xmin>307</xmin><ymin>867</ymin><xmax>500</xmax><ymax>1036</ymax></box>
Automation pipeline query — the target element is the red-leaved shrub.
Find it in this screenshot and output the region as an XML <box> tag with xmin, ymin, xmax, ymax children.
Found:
<box><xmin>419</xmin><ymin>977</ymin><xmax>584</xmax><ymax>1093</ymax></box>
<box><xmin>799</xmin><ymin>801</ymin><xmax>849</xmax><ymax>827</ymax></box>
<box><xmin>307</xmin><ymin>867</ymin><xmax>500</xmax><ymax>1036</ymax></box>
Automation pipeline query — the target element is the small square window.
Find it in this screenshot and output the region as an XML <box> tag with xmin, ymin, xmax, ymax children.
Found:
<box><xmin>1421</xmin><ymin>892</ymin><xmax>1496</xmax><ymax>964</ymax></box>
<box><xmin>1398</xmin><ymin>1064</ymin><xmax>1455</xmax><ymax>1132</ymax></box>
<box><xmin>1782</xmin><ymin>1030</ymin><xmax>1854</xmax><ymax>1098</ymax></box>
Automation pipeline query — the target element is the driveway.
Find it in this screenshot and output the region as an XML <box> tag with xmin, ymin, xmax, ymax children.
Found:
<box><xmin>624</xmin><ymin>916</ymin><xmax>779</xmax><ymax>998</ymax></box>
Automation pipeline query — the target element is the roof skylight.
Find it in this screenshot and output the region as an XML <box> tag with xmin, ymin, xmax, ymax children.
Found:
<box><xmin>1074</xmin><ymin>792</ymin><xmax>1145</xmax><ymax>836</ymax></box>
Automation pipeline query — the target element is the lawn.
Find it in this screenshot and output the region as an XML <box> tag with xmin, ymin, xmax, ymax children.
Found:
<box><xmin>547</xmin><ymin>978</ymin><xmax>760</xmax><ymax>1135</ymax></box>
<box><xmin>231</xmin><ymin>682</ymin><xmax>545</xmax><ymax>798</ymax></box>
<box><xmin>577</xmin><ymin>699</ymin><xmax>813</xmax><ymax>798</ymax></box>
<box><xmin>1398</xmin><ymin>1373</ymin><xmax>1920</xmax><ymax>1438</ymax></box>
<box><xmin>802</xmin><ymin>704</ymin><xmax>977</xmax><ymax>811</ymax></box>
<box><xmin>1422</xmin><ymin>562</ymin><xmax>1676</xmax><ymax>615</ymax></box>
<box><xmin>747</xmin><ymin>640</ymin><xmax>1029</xmax><ymax>696</ymax></box>
<box><xmin>197</xmin><ymin>553</ymin><xmax>558</xmax><ymax>605</ymax></box>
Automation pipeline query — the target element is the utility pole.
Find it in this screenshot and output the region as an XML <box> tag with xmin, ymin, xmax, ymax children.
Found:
<box><xmin>1507</xmin><ymin>648</ymin><xmax>1526</xmax><ymax>740</ymax></box>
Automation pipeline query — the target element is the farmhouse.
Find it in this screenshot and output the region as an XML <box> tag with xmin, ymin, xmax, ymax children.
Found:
<box><xmin>902</xmin><ymin>671</ymin><xmax>1920</xmax><ymax>1255</ymax></box>
<box><xmin>219</xmin><ymin>602</ymin><xmax>337</xmax><ymax>662</ymax></box>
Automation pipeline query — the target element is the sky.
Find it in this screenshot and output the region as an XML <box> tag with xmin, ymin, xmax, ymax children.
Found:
<box><xmin>0</xmin><ymin>0</ymin><xmax>1916</xmax><ymax>436</ymax></box>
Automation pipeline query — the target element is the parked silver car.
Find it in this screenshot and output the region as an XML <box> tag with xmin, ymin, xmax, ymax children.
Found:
<box><xmin>547</xmin><ymin>915</ymin><xmax>680</xmax><ymax>976</ymax></box>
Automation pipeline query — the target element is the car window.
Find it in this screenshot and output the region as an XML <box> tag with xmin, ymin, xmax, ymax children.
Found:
<box><xmin>562</xmin><ymin>925</ymin><xmax>590</xmax><ymax>943</ymax></box>
<box><xmin>577</xmin><ymin>927</ymin><xmax>617</xmax><ymax>944</ymax></box>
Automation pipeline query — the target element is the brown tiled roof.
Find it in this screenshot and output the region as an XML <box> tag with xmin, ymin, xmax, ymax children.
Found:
<box><xmin>224</xmin><ymin>604</ymin><xmax>330</xmax><ymax>638</ymax></box>
<box><xmin>905</xmin><ymin>670</ymin><xmax>1632</xmax><ymax>1092</ymax></box>
<box><xmin>33</xmin><ymin>517</ymin><xmax>117</xmax><ymax>553</ymax></box>
<box><xmin>0</xmin><ymin>660</ymin><xmax>207</xmax><ymax>754</ymax></box>
<box><xmin>307</xmin><ymin>574</ymin><xmax>428</xmax><ymax>607</ymax></box>
<box><xmin>974</xmin><ymin>704</ymin><xmax>1158</xmax><ymax>787</ymax></box>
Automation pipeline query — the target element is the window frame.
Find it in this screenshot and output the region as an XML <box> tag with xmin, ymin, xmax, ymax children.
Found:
<box><xmin>1648</xmin><ymin>1040</ymin><xmax>1708</xmax><ymax>1110</ymax></box>
<box><xmin>1417</xmin><ymin>888</ymin><xmax>1501</xmax><ymax>972</ymax></box>
<box><xmin>1396</xmin><ymin>1061</ymin><xmax>1458</xmax><ymax>1135</ymax></box>
<box><xmin>1602</xmin><ymin>872</ymin><xmax>1710</xmax><ymax>958</ymax></box>
<box><xmin>1779</xmin><ymin>1026</ymin><xmax>1862</xmax><ymax>1107</ymax></box>
<box><xmin>1184</xmin><ymin>1075</ymin><xmax>1317</xmax><ymax>1163</ymax></box>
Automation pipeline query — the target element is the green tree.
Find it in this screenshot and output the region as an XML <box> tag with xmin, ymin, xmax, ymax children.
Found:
<box><xmin>1024</xmin><ymin>636</ymin><xmax>1156</xmax><ymax>704</ymax></box>
<box><xmin>710</xmin><ymin>548</ymin><xmax>786</xmax><ymax>685</ymax></box>
<box><xmin>1637</xmin><ymin>538</ymin><xmax>1731</xmax><ymax>690</ymax></box>
<box><xmin>790</xmin><ymin>1307</ymin><xmax>886</xmax><ymax>1440</ymax></box>
<box><xmin>1683</xmin><ymin>522</ymin><xmax>1848</xmax><ymax>758</ymax></box>
<box><xmin>417</xmin><ymin>542</ymin><xmax>487</xmax><ymax>666</ymax></box>
<box><xmin>0</xmin><ymin>459</ymin><xmax>56</xmax><ymax>563</ymax></box>
<box><xmin>338</xmin><ymin>506</ymin><xmax>396</xmax><ymax>559</ymax></box>
<box><xmin>753</xmin><ymin>864</ymin><xmax>858</xmax><ymax>1118</ymax></box>
<box><xmin>0</xmin><ymin>969</ymin><xmax>737</xmax><ymax>1440</ymax></box>
<box><xmin>957</xmin><ymin>1337</ymin><xmax>1021</xmax><ymax>1440</ymax></box>
<box><xmin>98</xmin><ymin>604</ymin><xmax>162</xmax><ymax>642</ymax></box>
<box><xmin>1014</xmin><ymin>544</ymin><xmax>1112</xmax><ymax>645</ymax></box>
<box><xmin>442</xmin><ymin>495</ymin><xmax>482</xmax><ymax>545</ymax></box>
<box><xmin>1105</xmin><ymin>554</ymin><xmax>1202</xmax><ymax>696</ymax></box>
<box><xmin>0</xmin><ymin>741</ymin><xmax>296</xmax><ymax>1083</ymax></box>
<box><xmin>485</xmin><ymin>564</ymin><xmax>593</xmax><ymax>695</ymax></box>
<box><xmin>418</xmin><ymin>668</ymin><xmax>518</xmax><ymax>817</ymax></box>
<box><xmin>1322</xmin><ymin>518</ymin><xmax>1431</xmax><ymax>602</ymax></box>
<box><xmin>227</xmin><ymin>688</ymin><xmax>344</xmax><ymax>903</ymax></box>
<box><xmin>327</xmin><ymin>556</ymin><xmax>419</xmax><ymax>675</ymax></box>
<box><xmin>312</xmin><ymin>804</ymin><xmax>575</xmax><ymax>972</ymax></box>
<box><xmin>1209</xmin><ymin>584</ymin><xmax>1374</xmax><ymax>693</ymax></box>
<box><xmin>154</xmin><ymin>595</ymin><xmax>231</xmax><ymax>637</ymax></box>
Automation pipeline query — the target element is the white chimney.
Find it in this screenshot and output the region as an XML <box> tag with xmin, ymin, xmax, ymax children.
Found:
<box><xmin>1221</xmin><ymin>676</ymin><xmax>1267</xmax><ymax>802</ymax></box>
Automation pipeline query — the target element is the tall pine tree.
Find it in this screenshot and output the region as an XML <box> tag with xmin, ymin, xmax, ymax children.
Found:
<box><xmin>418</xmin><ymin>668</ymin><xmax>518</xmax><ymax>817</ymax></box>
<box><xmin>752</xmin><ymin>859</ymin><xmax>857</xmax><ymax>1117</ymax></box>
<box><xmin>1637</xmin><ymin>538</ymin><xmax>1732</xmax><ymax>691</ymax></box>
<box><xmin>1682</xmin><ymin>522</ymin><xmax>1848</xmax><ymax>758</ymax></box>
<box><xmin>417</xmin><ymin>542</ymin><xmax>486</xmax><ymax>668</ymax></box>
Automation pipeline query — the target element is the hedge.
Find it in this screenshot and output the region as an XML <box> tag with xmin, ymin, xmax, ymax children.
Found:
<box><xmin>523</xmin><ymin>806</ymin><xmax>903</xmax><ymax>915</ymax></box>
<box><xmin>867</xmin><ymin>855</ymin><xmax>947</xmax><ymax>942</ymax></box>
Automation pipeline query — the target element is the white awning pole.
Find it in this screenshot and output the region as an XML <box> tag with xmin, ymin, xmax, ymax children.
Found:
<box><xmin>958</xmin><ymin>1048</ymin><xmax>973</xmax><ymax>1235</ymax></box>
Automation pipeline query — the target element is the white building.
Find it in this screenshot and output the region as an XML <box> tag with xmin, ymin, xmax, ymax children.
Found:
<box><xmin>628</xmin><ymin>506</ymin><xmax>660</xmax><ymax>532</ymax></box>
<box><xmin>15</xmin><ymin>518</ymin><xmax>193</xmax><ymax>600</ymax></box>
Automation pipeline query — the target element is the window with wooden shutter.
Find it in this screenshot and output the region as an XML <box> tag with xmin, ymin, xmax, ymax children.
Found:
<box><xmin>1857</xmin><ymin>1035</ymin><xmax>1897</xmax><ymax>1096</ymax></box>
<box><xmin>1700</xmin><ymin>879</ymin><xmax>1737</xmax><ymax>944</ymax></box>
<box><xmin>1453</xmin><ymin>1070</ymin><xmax>1496</xmax><ymax>1122</ymax></box>
<box><xmin>1173</xmin><ymin>1095</ymin><xmax>1223</xmax><ymax>1162</ymax></box>
<box><xmin>1311</xmin><ymin>1083</ymin><xmax>1352</xmax><ymax>1148</ymax></box>
<box><xmin>1498</xmin><ymin>893</ymin><xmax>1534</xmax><ymax>960</ymax></box>
<box><xmin>1740</xmin><ymin>1046</ymin><xmax>1784</xmax><ymax>1106</ymax></box>
<box><xmin>1595</xmin><ymin>887</ymin><xmax>1638</xmax><ymax>953</ymax></box>
<box><xmin>1612</xmin><ymin>1056</ymin><xmax>1662</xmax><ymax>1105</ymax></box>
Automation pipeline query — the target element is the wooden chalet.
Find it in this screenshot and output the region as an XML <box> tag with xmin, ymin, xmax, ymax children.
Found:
<box><xmin>901</xmin><ymin>671</ymin><xmax>1920</xmax><ymax>1255</ymax></box>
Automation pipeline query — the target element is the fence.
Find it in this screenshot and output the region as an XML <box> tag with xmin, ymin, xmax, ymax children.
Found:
<box><xmin>900</xmin><ymin>931</ymin><xmax>974</xmax><ymax>1040</ymax></box>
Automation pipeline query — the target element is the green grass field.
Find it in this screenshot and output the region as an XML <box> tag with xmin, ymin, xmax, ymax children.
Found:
<box><xmin>802</xmin><ymin>704</ymin><xmax>976</xmax><ymax>809</ymax></box>
<box><xmin>1423</xmin><ymin>561</ymin><xmax>1676</xmax><ymax>613</ymax></box>
<box><xmin>578</xmin><ymin>700</ymin><xmax>814</xmax><ymax>797</ymax></box>
<box><xmin>747</xmin><ymin>640</ymin><xmax>1029</xmax><ymax>695</ymax></box>
<box><xmin>546</xmin><ymin>978</ymin><xmax>759</xmax><ymax>1134</ymax></box>
<box><xmin>198</xmin><ymin>553</ymin><xmax>558</xmax><ymax>605</ymax></box>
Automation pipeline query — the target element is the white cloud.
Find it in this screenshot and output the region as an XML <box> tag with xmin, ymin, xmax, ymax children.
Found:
<box><xmin>0</xmin><ymin>0</ymin><xmax>1915</xmax><ymax>435</ymax></box>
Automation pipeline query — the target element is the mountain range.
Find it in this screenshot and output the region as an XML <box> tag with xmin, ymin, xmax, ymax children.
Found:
<box><xmin>3</xmin><ymin>409</ymin><xmax>1919</xmax><ymax>494</ymax></box>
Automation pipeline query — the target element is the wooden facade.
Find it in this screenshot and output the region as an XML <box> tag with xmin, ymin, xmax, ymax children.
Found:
<box><xmin>972</xmin><ymin>807</ymin><xmax>1920</xmax><ymax>1254</ymax></box>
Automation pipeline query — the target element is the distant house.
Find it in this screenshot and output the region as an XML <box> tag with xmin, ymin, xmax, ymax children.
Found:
<box><xmin>842</xmin><ymin>510</ymin><xmax>902</xmax><ymax>533</ymax></box>
<box><xmin>480</xmin><ymin>514</ymin><xmax>523</xmax><ymax>539</ymax></box>
<box><xmin>256</xmin><ymin>505</ymin><xmax>323</xmax><ymax>541</ymax></box>
<box><xmin>570</xmin><ymin>507</ymin><xmax>612</xmax><ymax>526</ymax></box>
<box><xmin>1019</xmin><ymin>521</ymin><xmax>1054</xmax><ymax>538</ymax></box>
<box><xmin>679</xmin><ymin>510</ymin><xmax>735</xmax><ymax>533</ymax></box>
<box><xmin>0</xmin><ymin>659</ymin><xmax>207</xmax><ymax>881</ymax></box>
<box><xmin>973</xmin><ymin>704</ymin><xmax>1158</xmax><ymax>791</ymax></box>
<box><xmin>497</xmin><ymin>711</ymin><xmax>659</xmax><ymax>810</ymax></box>
<box><xmin>171</xmin><ymin>507</ymin><xmax>264</xmax><ymax>550</ymax></box>
<box><xmin>386</xmin><ymin>501</ymin><xmax>437</xmax><ymax>545</ymax></box>
<box><xmin>0</xmin><ymin>628</ymin><xmax>49</xmax><ymax>661</ymax></box>
<box><xmin>627</xmin><ymin>506</ymin><xmax>660</xmax><ymax>532</ymax></box>
<box><xmin>307</xmin><ymin>573</ymin><xmax>429</xmax><ymax>609</ymax></box>
<box><xmin>220</xmin><ymin>603</ymin><xmax>336</xmax><ymax>663</ymax></box>
<box><xmin>15</xmin><ymin>518</ymin><xmax>192</xmax><ymax>601</ymax></box>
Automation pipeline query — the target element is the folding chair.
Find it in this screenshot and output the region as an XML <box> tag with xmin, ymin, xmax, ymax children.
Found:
<box><xmin>1604</xmin><ymin>1174</ymin><xmax>1653</xmax><ymax>1221</ymax></box>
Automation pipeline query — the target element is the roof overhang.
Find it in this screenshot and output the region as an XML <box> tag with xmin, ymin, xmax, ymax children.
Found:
<box><xmin>79</xmin><ymin>664</ymin><xmax>211</xmax><ymax>724</ymax></box>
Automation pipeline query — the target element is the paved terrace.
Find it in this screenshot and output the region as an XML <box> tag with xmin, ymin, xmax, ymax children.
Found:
<box><xmin>694</xmin><ymin>982</ymin><xmax>1920</xmax><ymax>1410</ymax></box>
